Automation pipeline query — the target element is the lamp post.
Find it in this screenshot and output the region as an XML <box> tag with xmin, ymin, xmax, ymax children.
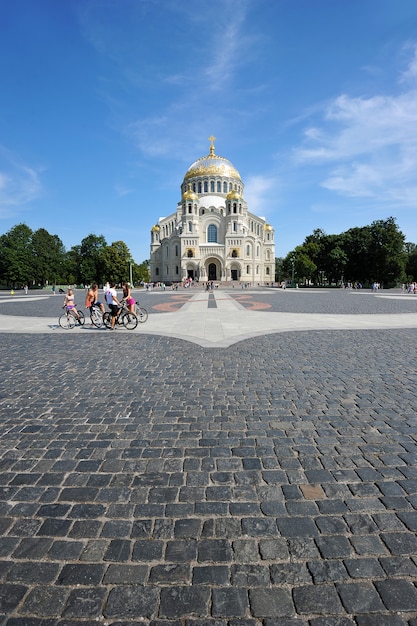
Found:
<box><xmin>128</xmin><ymin>257</ymin><xmax>133</xmax><ymax>286</ymax></box>
<box><xmin>291</xmin><ymin>256</ymin><xmax>295</xmax><ymax>288</ymax></box>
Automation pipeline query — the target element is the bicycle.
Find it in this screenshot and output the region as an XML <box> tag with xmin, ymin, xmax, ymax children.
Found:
<box><xmin>89</xmin><ymin>303</ymin><xmax>104</xmax><ymax>328</ymax></box>
<box><xmin>59</xmin><ymin>306</ymin><xmax>85</xmax><ymax>329</ymax></box>
<box><xmin>103</xmin><ymin>300</ymin><xmax>138</xmax><ymax>330</ymax></box>
<box><xmin>135</xmin><ymin>303</ymin><xmax>148</xmax><ymax>323</ymax></box>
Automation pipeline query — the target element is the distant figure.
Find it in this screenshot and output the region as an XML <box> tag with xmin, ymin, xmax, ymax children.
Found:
<box><xmin>24</xmin><ymin>285</ymin><xmax>28</xmax><ymax>294</ymax></box>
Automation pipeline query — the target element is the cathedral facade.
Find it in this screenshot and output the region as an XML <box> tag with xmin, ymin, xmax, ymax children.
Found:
<box><xmin>150</xmin><ymin>138</ymin><xmax>275</xmax><ymax>284</ymax></box>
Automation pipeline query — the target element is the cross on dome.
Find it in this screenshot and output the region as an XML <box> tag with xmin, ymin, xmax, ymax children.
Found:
<box><xmin>208</xmin><ymin>135</ymin><xmax>216</xmax><ymax>155</ymax></box>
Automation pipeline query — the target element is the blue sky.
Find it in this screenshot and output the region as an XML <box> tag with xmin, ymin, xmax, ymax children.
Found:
<box><xmin>1</xmin><ymin>0</ymin><xmax>417</xmax><ymax>262</ymax></box>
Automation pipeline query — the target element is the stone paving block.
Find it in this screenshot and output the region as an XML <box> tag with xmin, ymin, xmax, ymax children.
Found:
<box><xmin>159</xmin><ymin>586</ymin><xmax>210</xmax><ymax>618</ymax></box>
<box><xmin>20</xmin><ymin>586</ymin><xmax>70</xmax><ymax>617</ymax></box>
<box><xmin>374</xmin><ymin>578</ymin><xmax>417</xmax><ymax>611</ymax></box>
<box><xmin>212</xmin><ymin>588</ymin><xmax>249</xmax><ymax>617</ymax></box>
<box><xmin>103</xmin><ymin>564</ymin><xmax>148</xmax><ymax>584</ymax></box>
<box><xmin>104</xmin><ymin>586</ymin><xmax>159</xmax><ymax>619</ymax></box>
<box><xmin>355</xmin><ymin>617</ymin><xmax>407</xmax><ymax>626</ymax></box>
<box><xmin>307</xmin><ymin>560</ymin><xmax>349</xmax><ymax>583</ymax></box>
<box><xmin>0</xmin><ymin>583</ymin><xmax>27</xmax><ymax>612</ymax></box>
<box><xmin>315</xmin><ymin>535</ymin><xmax>353</xmax><ymax>559</ymax></box>
<box><xmin>276</xmin><ymin>517</ymin><xmax>318</xmax><ymax>537</ymax></box>
<box><xmin>62</xmin><ymin>587</ymin><xmax>107</xmax><ymax>618</ymax></box>
<box><xmin>336</xmin><ymin>581</ymin><xmax>385</xmax><ymax>613</ymax></box>
<box><xmin>6</xmin><ymin>562</ymin><xmax>59</xmax><ymax>584</ymax></box>
<box><xmin>308</xmin><ymin>617</ymin><xmax>356</xmax><ymax>626</ymax></box>
<box><xmin>197</xmin><ymin>539</ymin><xmax>233</xmax><ymax>562</ymax></box>
<box><xmin>249</xmin><ymin>588</ymin><xmax>294</xmax><ymax>617</ymax></box>
<box><xmin>292</xmin><ymin>584</ymin><xmax>343</xmax><ymax>615</ymax></box>
<box><xmin>380</xmin><ymin>531</ymin><xmax>417</xmax><ymax>554</ymax></box>
<box><xmin>57</xmin><ymin>563</ymin><xmax>106</xmax><ymax>586</ymax></box>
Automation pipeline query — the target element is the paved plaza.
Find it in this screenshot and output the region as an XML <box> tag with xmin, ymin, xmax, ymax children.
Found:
<box><xmin>0</xmin><ymin>287</ymin><xmax>417</xmax><ymax>624</ymax></box>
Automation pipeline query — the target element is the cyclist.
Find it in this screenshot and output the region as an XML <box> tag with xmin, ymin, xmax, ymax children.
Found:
<box><xmin>85</xmin><ymin>284</ymin><xmax>105</xmax><ymax>316</ymax></box>
<box><xmin>63</xmin><ymin>289</ymin><xmax>82</xmax><ymax>324</ymax></box>
<box><xmin>122</xmin><ymin>282</ymin><xmax>135</xmax><ymax>314</ymax></box>
<box><xmin>105</xmin><ymin>282</ymin><xmax>121</xmax><ymax>330</ymax></box>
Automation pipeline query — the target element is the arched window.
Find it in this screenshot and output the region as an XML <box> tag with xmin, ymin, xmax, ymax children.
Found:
<box><xmin>207</xmin><ymin>224</ymin><xmax>217</xmax><ymax>243</ymax></box>
<box><xmin>204</xmin><ymin>181</ymin><xmax>208</xmax><ymax>192</ymax></box>
<box><xmin>210</xmin><ymin>181</ymin><xmax>215</xmax><ymax>192</ymax></box>
<box><xmin>246</xmin><ymin>265</ymin><xmax>250</xmax><ymax>274</ymax></box>
<box><xmin>223</xmin><ymin>182</ymin><xmax>227</xmax><ymax>193</ymax></box>
<box><xmin>246</xmin><ymin>245</ymin><xmax>250</xmax><ymax>256</ymax></box>
<box><xmin>217</xmin><ymin>181</ymin><xmax>221</xmax><ymax>192</ymax></box>
<box><xmin>233</xmin><ymin>222</ymin><xmax>237</xmax><ymax>232</ymax></box>
<box><xmin>198</xmin><ymin>182</ymin><xmax>202</xmax><ymax>193</ymax></box>
<box><xmin>266</xmin><ymin>267</ymin><xmax>270</xmax><ymax>275</ymax></box>
<box><xmin>188</xmin><ymin>222</ymin><xmax>193</xmax><ymax>232</ymax></box>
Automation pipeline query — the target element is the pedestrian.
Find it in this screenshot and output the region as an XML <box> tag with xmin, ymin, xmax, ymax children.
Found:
<box><xmin>105</xmin><ymin>283</ymin><xmax>120</xmax><ymax>330</ymax></box>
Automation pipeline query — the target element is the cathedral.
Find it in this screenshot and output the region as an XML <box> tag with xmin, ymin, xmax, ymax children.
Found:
<box><xmin>150</xmin><ymin>137</ymin><xmax>275</xmax><ymax>284</ymax></box>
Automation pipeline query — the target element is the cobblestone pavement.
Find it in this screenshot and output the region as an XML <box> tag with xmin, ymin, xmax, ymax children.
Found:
<box><xmin>0</xmin><ymin>289</ymin><xmax>417</xmax><ymax>624</ymax></box>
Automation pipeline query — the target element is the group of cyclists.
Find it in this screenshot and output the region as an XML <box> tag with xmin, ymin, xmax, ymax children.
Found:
<box><xmin>63</xmin><ymin>282</ymin><xmax>136</xmax><ymax>329</ymax></box>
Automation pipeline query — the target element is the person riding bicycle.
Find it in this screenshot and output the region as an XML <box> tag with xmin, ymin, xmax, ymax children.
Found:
<box><xmin>63</xmin><ymin>289</ymin><xmax>82</xmax><ymax>324</ymax></box>
<box><xmin>122</xmin><ymin>282</ymin><xmax>135</xmax><ymax>314</ymax></box>
<box><xmin>85</xmin><ymin>284</ymin><xmax>105</xmax><ymax>315</ymax></box>
<box><xmin>105</xmin><ymin>283</ymin><xmax>121</xmax><ymax>330</ymax></box>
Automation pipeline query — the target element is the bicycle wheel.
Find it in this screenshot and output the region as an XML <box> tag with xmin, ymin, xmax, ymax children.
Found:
<box><xmin>77</xmin><ymin>311</ymin><xmax>85</xmax><ymax>326</ymax></box>
<box><xmin>103</xmin><ymin>312</ymin><xmax>112</xmax><ymax>329</ymax></box>
<box><xmin>136</xmin><ymin>306</ymin><xmax>148</xmax><ymax>323</ymax></box>
<box><xmin>90</xmin><ymin>308</ymin><xmax>103</xmax><ymax>328</ymax></box>
<box><xmin>59</xmin><ymin>313</ymin><xmax>75</xmax><ymax>329</ymax></box>
<box><xmin>122</xmin><ymin>311</ymin><xmax>138</xmax><ymax>330</ymax></box>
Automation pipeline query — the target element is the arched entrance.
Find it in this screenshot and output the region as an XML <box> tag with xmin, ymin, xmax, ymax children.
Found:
<box><xmin>229</xmin><ymin>262</ymin><xmax>241</xmax><ymax>282</ymax></box>
<box><xmin>208</xmin><ymin>263</ymin><xmax>217</xmax><ymax>281</ymax></box>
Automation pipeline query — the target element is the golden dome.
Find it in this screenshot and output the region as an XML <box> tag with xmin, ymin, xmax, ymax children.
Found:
<box><xmin>182</xmin><ymin>190</ymin><xmax>198</xmax><ymax>201</ymax></box>
<box><xmin>184</xmin><ymin>136</ymin><xmax>241</xmax><ymax>182</ymax></box>
<box><xmin>264</xmin><ymin>224</ymin><xmax>273</xmax><ymax>231</ymax></box>
<box><xmin>151</xmin><ymin>224</ymin><xmax>160</xmax><ymax>232</ymax></box>
<box><xmin>226</xmin><ymin>190</ymin><xmax>241</xmax><ymax>201</ymax></box>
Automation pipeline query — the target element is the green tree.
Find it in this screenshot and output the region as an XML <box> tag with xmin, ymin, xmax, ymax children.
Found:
<box><xmin>63</xmin><ymin>246</ymin><xmax>82</xmax><ymax>285</ymax></box>
<box><xmin>135</xmin><ymin>260</ymin><xmax>150</xmax><ymax>284</ymax></box>
<box><xmin>101</xmin><ymin>240</ymin><xmax>131</xmax><ymax>285</ymax></box>
<box><xmin>31</xmin><ymin>228</ymin><xmax>66</xmax><ymax>287</ymax></box>
<box><xmin>0</xmin><ymin>223</ymin><xmax>33</xmax><ymax>287</ymax></box>
<box><xmin>275</xmin><ymin>257</ymin><xmax>284</xmax><ymax>283</ymax></box>
<box><xmin>405</xmin><ymin>243</ymin><xmax>417</xmax><ymax>280</ymax></box>
<box><xmin>79</xmin><ymin>234</ymin><xmax>107</xmax><ymax>285</ymax></box>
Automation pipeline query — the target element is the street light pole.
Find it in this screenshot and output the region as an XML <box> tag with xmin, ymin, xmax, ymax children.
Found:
<box><xmin>128</xmin><ymin>258</ymin><xmax>133</xmax><ymax>286</ymax></box>
<box><xmin>291</xmin><ymin>256</ymin><xmax>295</xmax><ymax>288</ymax></box>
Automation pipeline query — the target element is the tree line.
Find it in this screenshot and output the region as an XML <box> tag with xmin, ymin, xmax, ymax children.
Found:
<box><xmin>276</xmin><ymin>217</ymin><xmax>417</xmax><ymax>287</ymax></box>
<box><xmin>0</xmin><ymin>223</ymin><xmax>150</xmax><ymax>288</ymax></box>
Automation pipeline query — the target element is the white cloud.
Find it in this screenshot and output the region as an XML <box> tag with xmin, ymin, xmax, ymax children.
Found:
<box><xmin>0</xmin><ymin>147</ymin><xmax>42</xmax><ymax>217</ymax></box>
<box><xmin>244</xmin><ymin>174</ymin><xmax>278</xmax><ymax>214</ymax></box>
<box><xmin>292</xmin><ymin>45</ymin><xmax>417</xmax><ymax>208</ymax></box>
